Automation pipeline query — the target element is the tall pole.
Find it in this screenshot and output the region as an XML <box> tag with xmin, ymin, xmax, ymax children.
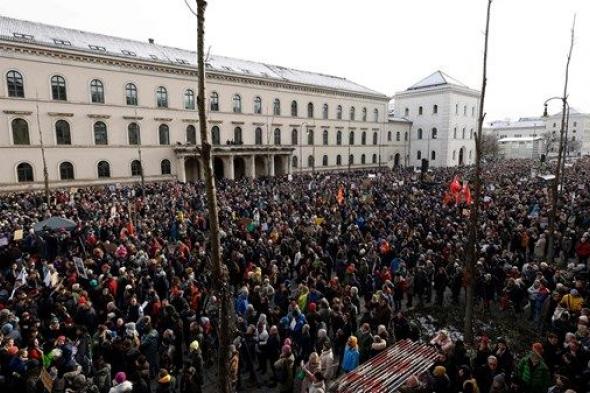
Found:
<box><xmin>135</xmin><ymin>108</ymin><xmax>145</xmax><ymax>193</ymax></box>
<box><xmin>464</xmin><ymin>0</ymin><xmax>493</xmax><ymax>345</ymax></box>
<box><xmin>195</xmin><ymin>1</ymin><xmax>231</xmax><ymax>392</ymax></box>
<box><xmin>35</xmin><ymin>91</ymin><xmax>50</xmax><ymax>204</ymax></box>
<box><xmin>299</xmin><ymin>123</ymin><xmax>304</xmax><ymax>175</ymax></box>
<box><xmin>547</xmin><ymin>16</ymin><xmax>575</xmax><ymax>264</ymax></box>
<box><xmin>347</xmin><ymin>120</ymin><xmax>352</xmax><ymax>172</ymax></box>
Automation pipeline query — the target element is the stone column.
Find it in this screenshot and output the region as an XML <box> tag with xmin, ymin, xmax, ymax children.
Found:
<box><xmin>269</xmin><ymin>155</ymin><xmax>275</xmax><ymax>177</ymax></box>
<box><xmin>225</xmin><ymin>156</ymin><xmax>235</xmax><ymax>180</ymax></box>
<box><xmin>248</xmin><ymin>155</ymin><xmax>256</xmax><ymax>178</ymax></box>
<box><xmin>175</xmin><ymin>157</ymin><xmax>186</xmax><ymax>183</ymax></box>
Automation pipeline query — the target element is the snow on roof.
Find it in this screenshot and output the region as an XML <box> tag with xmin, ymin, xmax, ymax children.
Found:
<box><xmin>499</xmin><ymin>136</ymin><xmax>543</xmax><ymax>142</ymax></box>
<box><xmin>407</xmin><ymin>70</ymin><xmax>468</xmax><ymax>90</ymax></box>
<box><xmin>489</xmin><ymin>118</ymin><xmax>546</xmax><ymax>130</ymax></box>
<box><xmin>0</xmin><ymin>15</ymin><xmax>386</xmax><ymax>97</ymax></box>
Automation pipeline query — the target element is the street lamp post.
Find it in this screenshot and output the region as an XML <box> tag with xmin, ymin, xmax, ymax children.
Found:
<box><xmin>299</xmin><ymin>122</ymin><xmax>307</xmax><ymax>175</ymax></box>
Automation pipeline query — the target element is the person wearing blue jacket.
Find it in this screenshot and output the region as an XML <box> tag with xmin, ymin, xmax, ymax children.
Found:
<box><xmin>341</xmin><ymin>336</ymin><xmax>360</xmax><ymax>373</ymax></box>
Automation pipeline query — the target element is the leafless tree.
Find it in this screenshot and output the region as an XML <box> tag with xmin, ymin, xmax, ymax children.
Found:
<box><xmin>480</xmin><ymin>133</ymin><xmax>500</xmax><ymax>160</ymax></box>
<box><xmin>540</xmin><ymin>131</ymin><xmax>558</xmax><ymax>157</ymax></box>
<box><xmin>547</xmin><ymin>16</ymin><xmax>576</xmax><ymax>264</ymax></box>
<box><xmin>464</xmin><ymin>0</ymin><xmax>493</xmax><ymax>345</ymax></box>
<box><xmin>195</xmin><ymin>1</ymin><xmax>232</xmax><ymax>392</ymax></box>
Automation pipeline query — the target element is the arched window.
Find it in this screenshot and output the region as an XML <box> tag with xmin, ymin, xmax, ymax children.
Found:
<box><xmin>431</xmin><ymin>150</ymin><xmax>436</xmax><ymax>160</ymax></box>
<box><xmin>419</xmin><ymin>106</ymin><xmax>423</xmax><ymax>115</ymax></box>
<box><xmin>396</xmin><ymin>132</ymin><xmax>400</xmax><ymax>142</ymax></box>
<box><xmin>232</xmin><ymin>94</ymin><xmax>241</xmax><ymax>113</ymax></box>
<box><xmin>7</xmin><ymin>71</ymin><xmax>24</xmax><ymax>98</ymax></box>
<box><xmin>337</xmin><ymin>105</ymin><xmax>343</xmax><ymax>120</ymax></box>
<box><xmin>372</xmin><ymin>132</ymin><xmax>378</xmax><ymax>145</ymax></box>
<box><xmin>433</xmin><ymin>104</ymin><xmax>438</xmax><ymax>114</ymax></box>
<box><xmin>462</xmin><ymin>128</ymin><xmax>466</xmax><ymax>139</ymax></box>
<box><xmin>323</xmin><ymin>130</ymin><xmax>329</xmax><ymax>145</ymax></box>
<box><xmin>274</xmin><ymin>128</ymin><xmax>281</xmax><ymax>145</ymax></box>
<box><xmin>417</xmin><ymin>151</ymin><xmax>422</xmax><ymax>160</ymax></box>
<box><xmin>128</xmin><ymin>122</ymin><xmax>140</xmax><ymax>145</ymax></box>
<box><xmin>11</xmin><ymin>118</ymin><xmax>30</xmax><ymax>145</ymax></box>
<box><xmin>336</xmin><ymin>155</ymin><xmax>342</xmax><ymax>166</ymax></box>
<box><xmin>255</xmin><ymin>127</ymin><xmax>263</xmax><ymax>145</ymax></box>
<box><xmin>292</xmin><ymin>156</ymin><xmax>298</xmax><ymax>168</ymax></box>
<box><xmin>90</xmin><ymin>79</ymin><xmax>104</xmax><ymax>103</ymax></box>
<box><xmin>349</xmin><ymin>154</ymin><xmax>354</xmax><ymax>165</ymax></box>
<box><xmin>59</xmin><ymin>162</ymin><xmax>74</xmax><ymax>180</ymax></box>
<box><xmin>94</xmin><ymin>121</ymin><xmax>108</xmax><ymax>145</ymax></box>
<box><xmin>336</xmin><ymin>130</ymin><xmax>342</xmax><ymax>145</ymax></box>
<box><xmin>470</xmin><ymin>129</ymin><xmax>474</xmax><ymax>139</ymax></box>
<box><xmin>186</xmin><ymin>125</ymin><xmax>197</xmax><ymax>144</ymax></box>
<box><xmin>51</xmin><ymin>75</ymin><xmax>67</xmax><ymax>100</ymax></box>
<box><xmin>17</xmin><ymin>163</ymin><xmax>33</xmax><ymax>182</ymax></box>
<box><xmin>131</xmin><ymin>160</ymin><xmax>142</xmax><ymax>176</ymax></box>
<box><xmin>362</xmin><ymin>107</ymin><xmax>367</xmax><ymax>121</ymax></box>
<box><xmin>361</xmin><ymin>131</ymin><xmax>367</xmax><ymax>145</ymax></box>
<box><xmin>307</xmin><ymin>102</ymin><xmax>314</xmax><ymax>118</ymax></box>
<box><xmin>254</xmin><ymin>96</ymin><xmax>262</xmax><ymax>114</ymax></box>
<box><xmin>417</xmin><ymin>128</ymin><xmax>423</xmax><ymax>140</ymax></box>
<box><xmin>291</xmin><ymin>129</ymin><xmax>298</xmax><ymax>145</ymax></box>
<box><xmin>432</xmin><ymin>128</ymin><xmax>438</xmax><ymax>139</ymax></box>
<box><xmin>350</xmin><ymin>106</ymin><xmax>356</xmax><ymax>121</ymax></box>
<box><xmin>159</xmin><ymin>124</ymin><xmax>170</xmax><ymax>145</ymax></box>
<box><xmin>349</xmin><ymin>131</ymin><xmax>354</xmax><ymax>145</ymax></box>
<box><xmin>453</xmin><ymin>127</ymin><xmax>457</xmax><ymax>139</ymax></box>
<box><xmin>211</xmin><ymin>126</ymin><xmax>220</xmax><ymax>145</ymax></box>
<box><xmin>156</xmin><ymin>86</ymin><xmax>168</xmax><ymax>108</ymax></box>
<box><xmin>387</xmin><ymin>131</ymin><xmax>392</xmax><ymax>141</ymax></box>
<box><xmin>452</xmin><ymin>150</ymin><xmax>456</xmax><ymax>160</ymax></box>
<box><xmin>374</xmin><ymin>109</ymin><xmax>379</xmax><ymax>122</ymax></box>
<box><xmin>126</xmin><ymin>83</ymin><xmax>138</xmax><ymax>106</ymax></box>
<box><xmin>372</xmin><ymin>154</ymin><xmax>377</xmax><ymax>164</ymax></box>
<box><xmin>161</xmin><ymin>159</ymin><xmax>171</xmax><ymax>175</ymax></box>
<box><xmin>97</xmin><ymin>161</ymin><xmax>110</xmax><ymax>178</ymax></box>
<box><xmin>308</xmin><ymin>155</ymin><xmax>315</xmax><ymax>168</ymax></box>
<box><xmin>323</xmin><ymin>104</ymin><xmax>329</xmax><ymax>119</ymax></box>
<box><xmin>291</xmin><ymin>100</ymin><xmax>298</xmax><ymax>117</ymax></box>
<box><xmin>361</xmin><ymin>154</ymin><xmax>366</xmax><ymax>164</ymax></box>
<box><xmin>55</xmin><ymin>120</ymin><xmax>71</xmax><ymax>145</ymax></box>
<box><xmin>322</xmin><ymin>155</ymin><xmax>328</xmax><ymax>167</ymax></box>
<box><xmin>307</xmin><ymin>129</ymin><xmax>314</xmax><ymax>145</ymax></box>
<box><xmin>273</xmin><ymin>99</ymin><xmax>281</xmax><ymax>116</ymax></box>
<box><xmin>184</xmin><ymin>89</ymin><xmax>195</xmax><ymax>110</ymax></box>
<box><xmin>210</xmin><ymin>92</ymin><xmax>219</xmax><ymax>111</ymax></box>
<box><xmin>234</xmin><ymin>127</ymin><xmax>242</xmax><ymax>144</ymax></box>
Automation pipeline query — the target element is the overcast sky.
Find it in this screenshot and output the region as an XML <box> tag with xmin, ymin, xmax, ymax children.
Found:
<box><xmin>1</xmin><ymin>0</ymin><xmax>588</xmax><ymax>121</ymax></box>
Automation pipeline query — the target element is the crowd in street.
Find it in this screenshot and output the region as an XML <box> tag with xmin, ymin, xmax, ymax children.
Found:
<box><xmin>0</xmin><ymin>157</ymin><xmax>590</xmax><ymax>393</ymax></box>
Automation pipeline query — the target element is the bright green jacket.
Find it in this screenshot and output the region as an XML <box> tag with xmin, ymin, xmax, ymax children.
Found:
<box><xmin>517</xmin><ymin>353</ymin><xmax>551</xmax><ymax>393</ymax></box>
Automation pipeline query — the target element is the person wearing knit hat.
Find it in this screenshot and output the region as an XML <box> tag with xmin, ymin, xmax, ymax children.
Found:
<box><xmin>431</xmin><ymin>365</ymin><xmax>451</xmax><ymax>392</ymax></box>
<box><xmin>532</xmin><ymin>342</ymin><xmax>544</xmax><ymax>356</ymax></box>
<box><xmin>341</xmin><ymin>336</ymin><xmax>360</xmax><ymax>373</ymax></box>
<box><xmin>433</xmin><ymin>365</ymin><xmax>446</xmax><ymax>378</ymax></box>
<box><xmin>517</xmin><ymin>346</ymin><xmax>551</xmax><ymax>393</ymax></box>
<box><xmin>109</xmin><ymin>371</ymin><xmax>133</xmax><ymax>393</ymax></box>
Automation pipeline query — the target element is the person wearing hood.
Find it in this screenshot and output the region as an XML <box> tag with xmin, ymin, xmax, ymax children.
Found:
<box><xmin>108</xmin><ymin>372</ymin><xmax>132</xmax><ymax>393</ymax></box>
<box><xmin>341</xmin><ymin>336</ymin><xmax>359</xmax><ymax>373</ymax></box>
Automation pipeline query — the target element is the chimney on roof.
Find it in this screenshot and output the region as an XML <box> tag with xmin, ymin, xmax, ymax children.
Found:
<box><xmin>148</xmin><ymin>38</ymin><xmax>154</xmax><ymax>44</ymax></box>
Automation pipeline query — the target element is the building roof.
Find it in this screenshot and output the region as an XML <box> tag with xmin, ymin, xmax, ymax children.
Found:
<box><xmin>488</xmin><ymin>118</ymin><xmax>545</xmax><ymax>130</ymax></box>
<box><xmin>0</xmin><ymin>15</ymin><xmax>386</xmax><ymax>98</ymax></box>
<box><xmin>407</xmin><ymin>70</ymin><xmax>469</xmax><ymax>91</ymax></box>
<box><xmin>499</xmin><ymin>136</ymin><xmax>543</xmax><ymax>142</ymax></box>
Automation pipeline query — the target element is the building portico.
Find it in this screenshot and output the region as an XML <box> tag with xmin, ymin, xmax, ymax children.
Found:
<box><xmin>174</xmin><ymin>146</ymin><xmax>294</xmax><ymax>182</ymax></box>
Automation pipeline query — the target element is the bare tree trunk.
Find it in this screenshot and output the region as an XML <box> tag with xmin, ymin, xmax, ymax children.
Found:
<box><xmin>464</xmin><ymin>0</ymin><xmax>493</xmax><ymax>345</ymax></box>
<box><xmin>35</xmin><ymin>97</ymin><xmax>50</xmax><ymax>204</ymax></box>
<box><xmin>195</xmin><ymin>2</ymin><xmax>232</xmax><ymax>392</ymax></box>
<box><xmin>547</xmin><ymin>17</ymin><xmax>575</xmax><ymax>264</ymax></box>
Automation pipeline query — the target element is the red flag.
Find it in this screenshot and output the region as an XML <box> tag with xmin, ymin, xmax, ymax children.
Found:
<box><xmin>463</xmin><ymin>181</ymin><xmax>472</xmax><ymax>205</ymax></box>
<box><xmin>449</xmin><ymin>176</ymin><xmax>462</xmax><ymax>195</ymax></box>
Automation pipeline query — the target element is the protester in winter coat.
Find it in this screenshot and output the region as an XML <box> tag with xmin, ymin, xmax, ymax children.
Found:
<box><xmin>517</xmin><ymin>347</ymin><xmax>551</xmax><ymax>393</ymax></box>
<box><xmin>341</xmin><ymin>336</ymin><xmax>359</xmax><ymax>373</ymax></box>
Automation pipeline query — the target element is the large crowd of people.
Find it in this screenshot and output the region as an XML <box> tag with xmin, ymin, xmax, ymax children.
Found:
<box><xmin>0</xmin><ymin>158</ymin><xmax>589</xmax><ymax>393</ymax></box>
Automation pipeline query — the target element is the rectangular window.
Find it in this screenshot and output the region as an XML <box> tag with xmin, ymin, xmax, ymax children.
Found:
<box><xmin>121</xmin><ymin>50</ymin><xmax>137</xmax><ymax>57</ymax></box>
<box><xmin>53</xmin><ymin>39</ymin><xmax>71</xmax><ymax>46</ymax></box>
<box><xmin>89</xmin><ymin>45</ymin><xmax>106</xmax><ymax>51</ymax></box>
<box><xmin>13</xmin><ymin>33</ymin><xmax>34</xmax><ymax>40</ymax></box>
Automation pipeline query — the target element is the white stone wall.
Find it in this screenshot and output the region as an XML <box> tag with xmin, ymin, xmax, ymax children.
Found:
<box><xmin>0</xmin><ymin>46</ymin><xmax>396</xmax><ymax>189</ymax></box>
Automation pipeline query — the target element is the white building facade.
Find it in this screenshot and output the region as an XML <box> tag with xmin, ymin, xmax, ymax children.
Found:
<box><xmin>0</xmin><ymin>16</ymin><xmax>397</xmax><ymax>191</ymax></box>
<box><xmin>392</xmin><ymin>72</ymin><xmax>478</xmax><ymax>168</ymax></box>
